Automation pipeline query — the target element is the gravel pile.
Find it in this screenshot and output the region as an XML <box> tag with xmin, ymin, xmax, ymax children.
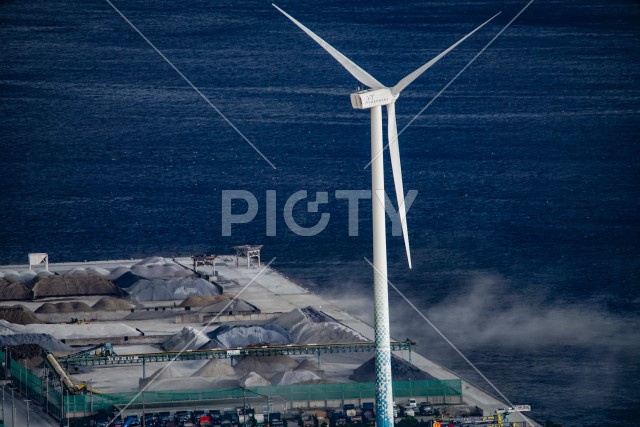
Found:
<box><xmin>206</xmin><ymin>324</ymin><xmax>290</xmax><ymax>348</ymax></box>
<box><xmin>92</xmin><ymin>297</ymin><xmax>133</xmax><ymax>311</ymax></box>
<box><xmin>126</xmin><ymin>278</ymin><xmax>222</xmax><ymax>301</ymax></box>
<box><xmin>32</xmin><ymin>275</ymin><xmax>124</xmax><ymax>298</ymax></box>
<box><xmin>198</xmin><ymin>298</ymin><xmax>258</xmax><ymax>314</ymax></box>
<box><xmin>35</xmin><ymin>301</ymin><xmax>93</xmax><ymax>313</ymax></box>
<box><xmin>0</xmin><ymin>305</ymin><xmax>43</xmax><ymax>324</ymax></box>
<box><xmin>110</xmin><ymin>257</ymin><xmax>193</xmax><ymax>282</ymax></box>
<box><xmin>0</xmin><ymin>279</ymin><xmax>33</xmax><ymax>300</ymax></box>
<box><xmin>349</xmin><ymin>354</ymin><xmax>435</xmax><ymax>382</ymax></box>
<box><xmin>234</xmin><ymin>355</ymin><xmax>299</xmax><ymax>377</ymax></box>
<box><xmin>162</xmin><ymin>327</ymin><xmax>210</xmax><ymax>351</ymax></box>
<box><xmin>179</xmin><ymin>295</ymin><xmax>230</xmax><ymax>307</ymax></box>
<box><xmin>0</xmin><ymin>320</ymin><xmax>140</xmax><ymax>340</ymax></box>
<box><xmin>141</xmin><ymin>364</ymin><xmax>238</xmax><ymax>391</ymax></box>
<box><xmin>192</xmin><ymin>358</ymin><xmax>236</xmax><ymax>378</ymax></box>
<box><xmin>270</xmin><ymin>370</ymin><xmax>321</xmax><ymax>385</ymax></box>
<box><xmin>0</xmin><ymin>270</ymin><xmax>37</xmax><ymax>283</ymax></box>
<box><xmin>272</xmin><ymin>307</ymin><xmax>366</xmax><ymax>344</ymax></box>
<box><xmin>239</xmin><ymin>372</ymin><xmax>271</xmax><ymax>387</ymax></box>
<box><xmin>0</xmin><ymin>321</ymin><xmax>71</xmax><ymax>352</ymax></box>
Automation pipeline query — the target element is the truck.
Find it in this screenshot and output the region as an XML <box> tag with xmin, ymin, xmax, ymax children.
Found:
<box><xmin>419</xmin><ymin>402</ymin><xmax>433</xmax><ymax>416</ymax></box>
<box><xmin>343</xmin><ymin>404</ymin><xmax>357</xmax><ymax>418</ymax></box>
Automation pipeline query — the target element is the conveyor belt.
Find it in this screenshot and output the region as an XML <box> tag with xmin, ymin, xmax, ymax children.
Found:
<box><xmin>58</xmin><ymin>340</ymin><xmax>415</xmax><ymax>367</ymax></box>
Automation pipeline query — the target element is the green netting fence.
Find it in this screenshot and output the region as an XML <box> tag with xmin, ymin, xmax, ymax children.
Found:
<box><xmin>1</xmin><ymin>351</ymin><xmax>462</xmax><ymax>419</ymax></box>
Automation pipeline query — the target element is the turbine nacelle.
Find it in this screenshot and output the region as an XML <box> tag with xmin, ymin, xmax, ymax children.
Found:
<box><xmin>350</xmin><ymin>88</ymin><xmax>398</xmax><ymax>110</ymax></box>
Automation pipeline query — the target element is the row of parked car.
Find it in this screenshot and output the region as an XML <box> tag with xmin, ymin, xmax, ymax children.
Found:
<box><xmin>94</xmin><ymin>408</ymin><xmax>253</xmax><ymax>427</ymax></box>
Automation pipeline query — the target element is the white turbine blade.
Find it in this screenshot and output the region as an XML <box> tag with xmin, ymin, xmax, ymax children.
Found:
<box><xmin>392</xmin><ymin>12</ymin><xmax>501</xmax><ymax>95</ymax></box>
<box><xmin>387</xmin><ymin>102</ymin><xmax>412</xmax><ymax>269</ymax></box>
<box><xmin>273</xmin><ymin>4</ymin><xmax>385</xmax><ymax>89</ymax></box>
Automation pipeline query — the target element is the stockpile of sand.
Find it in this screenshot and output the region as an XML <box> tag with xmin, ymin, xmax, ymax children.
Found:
<box><xmin>112</xmin><ymin>271</ymin><xmax>144</xmax><ymax>288</ymax></box>
<box><xmin>0</xmin><ymin>321</ymin><xmax>141</xmax><ymax>340</ymax></box>
<box><xmin>0</xmin><ymin>306</ymin><xmax>43</xmax><ymax>325</ymax></box>
<box><xmin>139</xmin><ymin>365</ymin><xmax>184</xmax><ymax>389</ymax></box>
<box><xmin>234</xmin><ymin>355</ymin><xmax>299</xmax><ymax>377</ymax></box>
<box><xmin>350</xmin><ymin>354</ymin><xmax>435</xmax><ymax>382</ymax></box>
<box><xmin>35</xmin><ymin>301</ymin><xmax>93</xmax><ymax>313</ymax></box>
<box><xmin>0</xmin><ymin>321</ymin><xmax>71</xmax><ymax>351</ymax></box>
<box><xmin>0</xmin><ymin>334</ymin><xmax>70</xmax><ymax>352</ymax></box>
<box><xmin>295</xmin><ymin>358</ymin><xmax>322</xmax><ymax>373</ymax></box>
<box><xmin>0</xmin><ymin>279</ymin><xmax>33</xmax><ymax>300</ymax></box>
<box><xmin>31</xmin><ymin>275</ymin><xmax>124</xmax><ymax>298</ymax></box>
<box><xmin>162</xmin><ymin>327</ymin><xmax>210</xmax><ymax>351</ymax></box>
<box><xmin>109</xmin><ymin>257</ymin><xmax>193</xmax><ymax>282</ymax></box>
<box><xmin>179</xmin><ymin>295</ymin><xmax>231</xmax><ymax>307</ymax></box>
<box><xmin>272</xmin><ymin>307</ymin><xmax>366</xmax><ymax>344</ymax></box>
<box><xmin>126</xmin><ymin>278</ymin><xmax>222</xmax><ymax>301</ymax></box>
<box><xmin>199</xmin><ymin>298</ymin><xmax>259</xmax><ymax>314</ymax></box>
<box><xmin>140</xmin><ymin>365</ymin><xmax>231</xmax><ymax>391</ymax></box>
<box><xmin>92</xmin><ymin>297</ymin><xmax>133</xmax><ymax>311</ymax></box>
<box><xmin>0</xmin><ymin>270</ymin><xmax>37</xmax><ymax>283</ymax></box>
<box><xmin>239</xmin><ymin>372</ymin><xmax>271</xmax><ymax>387</ymax></box>
<box><xmin>270</xmin><ymin>370</ymin><xmax>321</xmax><ymax>385</ymax></box>
<box><xmin>206</xmin><ymin>324</ymin><xmax>290</xmax><ymax>348</ymax></box>
<box><xmin>65</xmin><ymin>266</ymin><xmax>110</xmax><ymax>277</ymax></box>
<box><xmin>192</xmin><ymin>359</ymin><xmax>236</xmax><ymax>378</ymax></box>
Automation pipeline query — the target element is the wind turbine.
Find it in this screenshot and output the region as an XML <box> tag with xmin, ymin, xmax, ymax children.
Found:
<box><xmin>273</xmin><ymin>5</ymin><xmax>498</xmax><ymax>427</ymax></box>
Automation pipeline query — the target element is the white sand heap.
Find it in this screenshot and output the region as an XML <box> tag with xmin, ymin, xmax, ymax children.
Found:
<box><xmin>240</xmin><ymin>372</ymin><xmax>271</xmax><ymax>387</ymax></box>
<box><xmin>66</xmin><ymin>266</ymin><xmax>110</xmax><ymax>277</ymax></box>
<box><xmin>126</xmin><ymin>278</ymin><xmax>223</xmax><ymax>301</ymax></box>
<box><xmin>0</xmin><ymin>320</ymin><xmax>140</xmax><ymax>340</ymax></box>
<box><xmin>109</xmin><ymin>257</ymin><xmax>193</xmax><ymax>281</ymax></box>
<box><xmin>270</xmin><ymin>369</ymin><xmax>321</xmax><ymax>385</ymax></box>
<box><xmin>234</xmin><ymin>355</ymin><xmax>299</xmax><ymax>377</ymax></box>
<box><xmin>0</xmin><ymin>270</ymin><xmax>37</xmax><ymax>283</ymax></box>
<box><xmin>141</xmin><ymin>364</ymin><xmax>239</xmax><ymax>391</ymax></box>
<box><xmin>206</xmin><ymin>324</ymin><xmax>290</xmax><ymax>348</ymax></box>
<box><xmin>162</xmin><ymin>327</ymin><xmax>210</xmax><ymax>351</ymax></box>
<box><xmin>0</xmin><ymin>320</ymin><xmax>71</xmax><ymax>351</ymax></box>
<box><xmin>272</xmin><ymin>307</ymin><xmax>367</xmax><ymax>344</ymax></box>
<box><xmin>192</xmin><ymin>358</ymin><xmax>236</xmax><ymax>378</ymax></box>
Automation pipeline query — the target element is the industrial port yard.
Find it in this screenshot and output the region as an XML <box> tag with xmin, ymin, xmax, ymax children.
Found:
<box><xmin>0</xmin><ymin>252</ymin><xmax>536</xmax><ymax>427</ymax></box>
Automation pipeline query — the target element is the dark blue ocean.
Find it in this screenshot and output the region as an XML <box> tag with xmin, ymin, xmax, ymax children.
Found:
<box><xmin>1</xmin><ymin>1</ymin><xmax>639</xmax><ymax>425</ymax></box>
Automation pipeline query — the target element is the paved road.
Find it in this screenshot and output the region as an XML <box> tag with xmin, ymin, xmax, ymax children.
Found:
<box><xmin>1</xmin><ymin>384</ymin><xmax>57</xmax><ymax>427</ymax></box>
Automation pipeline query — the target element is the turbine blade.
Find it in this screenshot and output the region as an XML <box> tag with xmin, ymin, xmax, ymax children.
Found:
<box><xmin>392</xmin><ymin>12</ymin><xmax>501</xmax><ymax>95</ymax></box>
<box><xmin>387</xmin><ymin>102</ymin><xmax>412</xmax><ymax>269</ymax></box>
<box><xmin>273</xmin><ymin>4</ymin><xmax>385</xmax><ymax>89</ymax></box>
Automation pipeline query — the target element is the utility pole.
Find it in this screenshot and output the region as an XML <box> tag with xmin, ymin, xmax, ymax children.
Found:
<box><xmin>11</xmin><ymin>386</ymin><xmax>15</xmax><ymax>427</ymax></box>
<box><xmin>24</xmin><ymin>399</ymin><xmax>31</xmax><ymax>427</ymax></box>
<box><xmin>243</xmin><ymin>387</ymin><xmax>248</xmax><ymax>427</ymax></box>
<box><xmin>60</xmin><ymin>377</ymin><xmax>64</xmax><ymax>427</ymax></box>
<box><xmin>141</xmin><ymin>389</ymin><xmax>146</xmax><ymax>427</ymax></box>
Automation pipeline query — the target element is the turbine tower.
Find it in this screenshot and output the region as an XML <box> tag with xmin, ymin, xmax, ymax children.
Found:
<box><xmin>273</xmin><ymin>5</ymin><xmax>498</xmax><ymax>427</ymax></box>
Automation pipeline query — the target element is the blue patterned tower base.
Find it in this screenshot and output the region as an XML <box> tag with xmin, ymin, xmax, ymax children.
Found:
<box><xmin>371</xmin><ymin>105</ymin><xmax>395</xmax><ymax>427</ymax></box>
